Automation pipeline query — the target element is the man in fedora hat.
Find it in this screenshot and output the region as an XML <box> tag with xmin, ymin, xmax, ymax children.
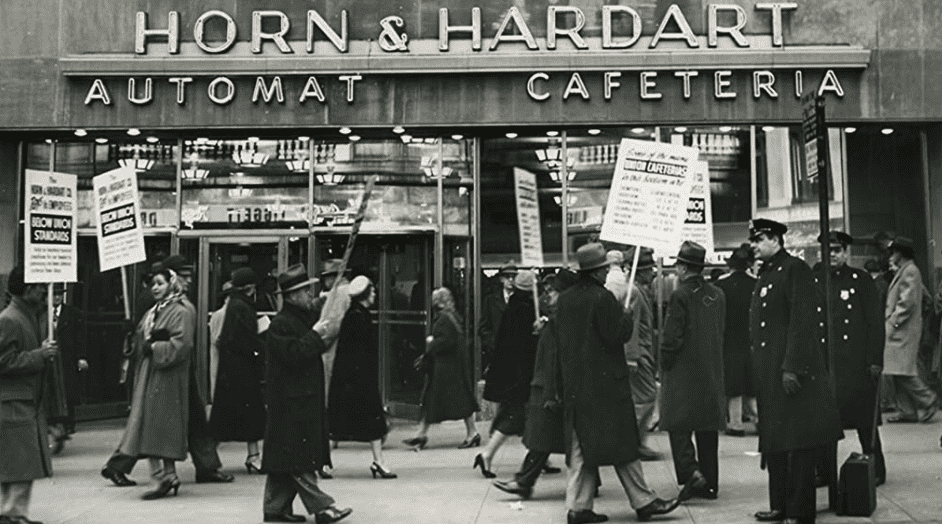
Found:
<box><xmin>812</xmin><ymin>231</ymin><xmax>886</xmax><ymax>485</ymax></box>
<box><xmin>659</xmin><ymin>241</ymin><xmax>727</xmax><ymax>502</ymax></box>
<box><xmin>748</xmin><ymin>219</ymin><xmax>842</xmax><ymax>524</ymax></box>
<box><xmin>262</xmin><ymin>263</ymin><xmax>351</xmax><ymax>524</ymax></box>
<box><xmin>480</xmin><ymin>261</ymin><xmax>518</xmax><ymax>371</ymax></box>
<box><xmin>45</xmin><ymin>283</ymin><xmax>87</xmax><ymax>454</ymax></box>
<box><xmin>715</xmin><ymin>243</ymin><xmax>758</xmax><ymax>437</ymax></box>
<box><xmin>556</xmin><ymin>243</ymin><xmax>679</xmax><ymax>524</ymax></box>
<box><xmin>883</xmin><ymin>237</ymin><xmax>938</xmax><ymax>423</ymax></box>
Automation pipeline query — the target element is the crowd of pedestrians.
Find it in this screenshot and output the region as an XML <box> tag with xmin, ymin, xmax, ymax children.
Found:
<box><xmin>3</xmin><ymin>217</ymin><xmax>942</xmax><ymax>524</ymax></box>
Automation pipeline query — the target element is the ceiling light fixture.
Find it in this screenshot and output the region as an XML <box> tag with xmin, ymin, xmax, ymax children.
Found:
<box><xmin>392</xmin><ymin>126</ymin><xmax>405</xmax><ymax>134</ymax></box>
<box><xmin>631</xmin><ymin>127</ymin><xmax>646</xmax><ymax>134</ymax></box>
<box><xmin>719</xmin><ymin>126</ymin><xmax>733</xmax><ymax>132</ymax></box>
<box><xmin>95</xmin><ymin>138</ymin><xmax>108</xmax><ymax>144</ymax></box>
<box><xmin>146</xmin><ymin>136</ymin><xmax>159</xmax><ymax>143</ymax></box>
<box><xmin>118</xmin><ymin>158</ymin><xmax>155</xmax><ymax>172</ymax></box>
<box><xmin>127</xmin><ymin>128</ymin><xmax>141</xmax><ymax>136</ymax></box>
<box><xmin>451</xmin><ymin>134</ymin><xmax>464</xmax><ymax>140</ymax></box>
<box><xmin>339</xmin><ymin>127</ymin><xmax>352</xmax><ymax>135</ymax></box>
<box><xmin>587</xmin><ymin>129</ymin><xmax>601</xmax><ymax>135</ymax></box>
<box><xmin>505</xmin><ymin>132</ymin><xmax>518</xmax><ymax>139</ymax></box>
<box><xmin>843</xmin><ymin>127</ymin><xmax>857</xmax><ymax>134</ymax></box>
<box><xmin>348</xmin><ymin>135</ymin><xmax>361</xmax><ymax>142</ymax></box>
<box><xmin>546</xmin><ymin>130</ymin><xmax>559</xmax><ymax>137</ymax></box>
<box><xmin>316</xmin><ymin>162</ymin><xmax>344</xmax><ymax>185</ymax></box>
<box><xmin>232</xmin><ymin>151</ymin><xmax>270</xmax><ymax>167</ymax></box>
<box><xmin>761</xmin><ymin>126</ymin><xmax>775</xmax><ymax>132</ymax></box>
<box><xmin>549</xmin><ymin>171</ymin><xmax>577</xmax><ymax>183</ymax></box>
<box><xmin>74</xmin><ymin>129</ymin><xmax>87</xmax><ymax>137</ymax></box>
<box><xmin>400</xmin><ymin>134</ymin><xmax>413</xmax><ymax>143</ymax></box>
<box><xmin>673</xmin><ymin>126</ymin><xmax>688</xmax><ymax>133</ymax></box>
<box><xmin>286</xmin><ymin>160</ymin><xmax>311</xmax><ymax>172</ymax></box>
<box><xmin>881</xmin><ymin>128</ymin><xmax>894</xmax><ymax>135</ymax></box>
<box><xmin>247</xmin><ymin>136</ymin><xmax>260</xmax><ymax>143</ymax></box>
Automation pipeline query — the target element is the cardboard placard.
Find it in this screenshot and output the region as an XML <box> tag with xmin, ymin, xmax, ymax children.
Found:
<box><xmin>513</xmin><ymin>168</ymin><xmax>544</xmax><ymax>267</ymax></box>
<box><xmin>599</xmin><ymin>139</ymin><xmax>698</xmax><ymax>252</ymax></box>
<box><xmin>93</xmin><ymin>167</ymin><xmax>147</xmax><ymax>272</ymax></box>
<box><xmin>679</xmin><ymin>160</ymin><xmax>715</xmax><ymax>257</ymax></box>
<box><xmin>24</xmin><ymin>170</ymin><xmax>77</xmax><ymax>283</ymax></box>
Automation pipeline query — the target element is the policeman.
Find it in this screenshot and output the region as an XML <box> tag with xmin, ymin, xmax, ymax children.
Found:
<box><xmin>748</xmin><ymin>219</ymin><xmax>842</xmax><ymax>524</ymax></box>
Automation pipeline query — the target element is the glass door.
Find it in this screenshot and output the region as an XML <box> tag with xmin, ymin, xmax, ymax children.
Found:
<box><xmin>314</xmin><ymin>234</ymin><xmax>432</xmax><ymax>417</ymax></box>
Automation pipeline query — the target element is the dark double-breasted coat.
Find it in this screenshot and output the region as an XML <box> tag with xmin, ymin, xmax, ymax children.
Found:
<box><xmin>659</xmin><ymin>274</ymin><xmax>727</xmax><ymax>432</ymax></box>
<box><xmin>210</xmin><ymin>292</ymin><xmax>266</xmax><ymax>442</ymax></box>
<box><xmin>814</xmin><ymin>264</ymin><xmax>884</xmax><ymax>428</ymax></box>
<box><xmin>750</xmin><ymin>249</ymin><xmax>842</xmax><ymax>453</ymax></box>
<box><xmin>421</xmin><ymin>312</ymin><xmax>478</xmax><ymax>424</ymax></box>
<box><xmin>556</xmin><ymin>276</ymin><xmax>637</xmax><ymax>467</ymax></box>
<box><xmin>483</xmin><ymin>291</ymin><xmax>538</xmax><ymax>404</ymax></box>
<box><xmin>716</xmin><ymin>270</ymin><xmax>757</xmax><ymax>397</ymax></box>
<box><xmin>522</xmin><ymin>313</ymin><xmax>565</xmax><ymax>454</ymax></box>
<box><xmin>0</xmin><ymin>296</ymin><xmax>52</xmax><ymax>482</ymax></box>
<box><xmin>263</xmin><ymin>302</ymin><xmax>332</xmax><ymax>473</ymax></box>
<box><xmin>479</xmin><ymin>290</ymin><xmax>510</xmax><ymax>368</ymax></box>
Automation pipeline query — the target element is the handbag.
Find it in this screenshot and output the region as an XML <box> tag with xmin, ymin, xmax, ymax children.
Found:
<box><xmin>413</xmin><ymin>353</ymin><xmax>432</xmax><ymax>374</ymax></box>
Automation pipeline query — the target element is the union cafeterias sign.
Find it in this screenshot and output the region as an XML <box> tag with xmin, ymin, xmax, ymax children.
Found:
<box><xmin>67</xmin><ymin>3</ymin><xmax>868</xmax><ymax>108</ymax></box>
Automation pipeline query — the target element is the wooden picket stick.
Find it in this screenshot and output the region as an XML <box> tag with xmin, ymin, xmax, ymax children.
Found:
<box><xmin>625</xmin><ymin>245</ymin><xmax>641</xmax><ymax>309</ymax></box>
<box><xmin>119</xmin><ymin>266</ymin><xmax>132</xmax><ymax>321</ymax></box>
<box><xmin>47</xmin><ymin>284</ymin><xmax>55</xmax><ymax>343</ymax></box>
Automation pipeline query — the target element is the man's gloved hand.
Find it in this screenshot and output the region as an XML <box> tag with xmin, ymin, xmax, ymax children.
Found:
<box><xmin>532</xmin><ymin>316</ymin><xmax>548</xmax><ymax>335</ymax></box>
<box><xmin>782</xmin><ymin>371</ymin><xmax>802</xmax><ymax>395</ymax></box>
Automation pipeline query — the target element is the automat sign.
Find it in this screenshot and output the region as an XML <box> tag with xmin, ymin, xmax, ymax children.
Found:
<box><xmin>74</xmin><ymin>3</ymin><xmax>863</xmax><ymax>108</ymax></box>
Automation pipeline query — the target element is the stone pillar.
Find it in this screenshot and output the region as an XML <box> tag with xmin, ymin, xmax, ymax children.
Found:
<box><xmin>0</xmin><ymin>141</ymin><xmax>21</xmax><ymax>309</ymax></box>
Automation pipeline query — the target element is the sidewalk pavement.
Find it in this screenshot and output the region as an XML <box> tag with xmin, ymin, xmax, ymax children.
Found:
<box><xmin>31</xmin><ymin>417</ymin><xmax>942</xmax><ymax>524</ymax></box>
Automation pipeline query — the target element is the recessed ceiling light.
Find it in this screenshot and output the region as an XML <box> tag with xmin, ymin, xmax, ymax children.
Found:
<box><xmin>505</xmin><ymin>132</ymin><xmax>518</xmax><ymax>139</ymax></box>
<box><xmin>95</xmin><ymin>138</ymin><xmax>108</xmax><ymax>144</ymax></box>
<box><xmin>44</xmin><ymin>139</ymin><xmax>53</xmax><ymax>144</ymax></box>
<box><xmin>348</xmin><ymin>135</ymin><xmax>361</xmax><ymax>142</ymax></box>
<box><xmin>761</xmin><ymin>126</ymin><xmax>775</xmax><ymax>132</ymax></box>
<box><xmin>673</xmin><ymin>127</ymin><xmax>687</xmax><ymax>133</ymax></box>
<box><xmin>339</xmin><ymin>127</ymin><xmax>352</xmax><ymax>135</ymax></box>
<box><xmin>631</xmin><ymin>127</ymin><xmax>646</xmax><ymax>134</ymax></box>
<box><xmin>843</xmin><ymin>127</ymin><xmax>857</xmax><ymax>134</ymax></box>
<box><xmin>719</xmin><ymin>126</ymin><xmax>733</xmax><ymax>132</ymax></box>
<box><xmin>146</xmin><ymin>136</ymin><xmax>159</xmax><ymax>143</ymax></box>
<box><xmin>546</xmin><ymin>130</ymin><xmax>559</xmax><ymax>137</ymax></box>
<box><xmin>881</xmin><ymin>128</ymin><xmax>894</xmax><ymax>135</ymax></box>
<box><xmin>248</xmin><ymin>136</ymin><xmax>260</xmax><ymax>142</ymax></box>
<box><xmin>298</xmin><ymin>136</ymin><xmax>310</xmax><ymax>142</ymax></box>
<box><xmin>74</xmin><ymin>129</ymin><xmax>87</xmax><ymax>137</ymax></box>
<box><xmin>195</xmin><ymin>137</ymin><xmax>208</xmax><ymax>144</ymax></box>
<box><xmin>451</xmin><ymin>134</ymin><xmax>464</xmax><ymax>140</ymax></box>
<box><xmin>587</xmin><ymin>129</ymin><xmax>601</xmax><ymax>135</ymax></box>
<box><xmin>127</xmin><ymin>128</ymin><xmax>141</xmax><ymax>136</ymax></box>
<box><xmin>392</xmin><ymin>126</ymin><xmax>405</xmax><ymax>134</ymax></box>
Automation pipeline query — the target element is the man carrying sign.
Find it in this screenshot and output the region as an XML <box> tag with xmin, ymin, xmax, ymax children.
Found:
<box><xmin>0</xmin><ymin>266</ymin><xmax>59</xmax><ymax>524</ymax></box>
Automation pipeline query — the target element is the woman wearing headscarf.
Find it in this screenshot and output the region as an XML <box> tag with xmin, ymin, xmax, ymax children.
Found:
<box><xmin>403</xmin><ymin>287</ymin><xmax>480</xmax><ymax>449</ymax></box>
<box><xmin>477</xmin><ymin>270</ymin><xmax>540</xmax><ymax>478</ymax></box>
<box><xmin>327</xmin><ymin>276</ymin><xmax>396</xmax><ymax>479</ymax></box>
<box><xmin>116</xmin><ymin>265</ymin><xmax>194</xmax><ymax>500</ymax></box>
<box><xmin>210</xmin><ymin>268</ymin><xmax>267</xmax><ymax>474</ymax></box>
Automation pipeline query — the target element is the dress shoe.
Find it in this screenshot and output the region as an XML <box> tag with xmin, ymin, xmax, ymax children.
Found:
<box><xmin>457</xmin><ymin>434</ymin><xmax>481</xmax><ymax>449</ymax></box>
<box><xmin>2</xmin><ymin>517</ymin><xmax>43</xmax><ymax>524</ymax></box>
<box><xmin>314</xmin><ymin>506</ymin><xmax>352</xmax><ymax>524</ymax></box>
<box><xmin>100</xmin><ymin>467</ymin><xmax>137</xmax><ymax>487</ymax></box>
<box><xmin>754</xmin><ymin>509</ymin><xmax>784</xmax><ymax>522</ymax></box>
<box><xmin>876</xmin><ymin>475</ymin><xmax>886</xmax><ymax>487</ymax></box>
<box><xmin>317</xmin><ymin>466</ymin><xmax>333</xmax><ymax>479</ymax></box>
<box><xmin>636</xmin><ymin>498</ymin><xmax>680</xmax><ymax>522</ymax></box>
<box><xmin>566</xmin><ymin>509</ymin><xmax>608</xmax><ymax>524</ymax></box>
<box><xmin>402</xmin><ymin>436</ymin><xmax>428</xmax><ymax>450</ymax></box>
<box><xmin>919</xmin><ymin>405</ymin><xmax>937</xmax><ymax>423</ymax></box>
<box><xmin>263</xmin><ymin>513</ymin><xmax>307</xmax><ymax>523</ymax></box>
<box><xmin>677</xmin><ymin>470</ymin><xmax>707</xmax><ymax>502</ymax></box>
<box><xmin>473</xmin><ymin>454</ymin><xmax>496</xmax><ymax>479</ymax></box>
<box><xmin>492</xmin><ymin>479</ymin><xmax>533</xmax><ymax>499</ymax></box>
<box><xmin>195</xmin><ymin>471</ymin><xmax>235</xmax><ymax>483</ymax></box>
<box><xmin>142</xmin><ymin>478</ymin><xmax>180</xmax><ymax>500</ymax></box>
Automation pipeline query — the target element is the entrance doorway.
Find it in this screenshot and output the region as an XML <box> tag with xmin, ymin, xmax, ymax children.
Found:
<box><xmin>314</xmin><ymin>234</ymin><xmax>432</xmax><ymax>418</ymax></box>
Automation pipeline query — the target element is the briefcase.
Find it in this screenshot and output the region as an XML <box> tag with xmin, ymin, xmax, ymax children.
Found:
<box><xmin>836</xmin><ymin>451</ymin><xmax>876</xmax><ymax>516</ymax></box>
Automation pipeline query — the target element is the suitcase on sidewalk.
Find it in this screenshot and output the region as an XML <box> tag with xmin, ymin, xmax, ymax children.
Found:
<box><xmin>835</xmin><ymin>380</ymin><xmax>881</xmax><ymax>517</ymax></box>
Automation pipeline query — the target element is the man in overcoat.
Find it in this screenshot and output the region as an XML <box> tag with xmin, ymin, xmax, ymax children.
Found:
<box><xmin>0</xmin><ymin>266</ymin><xmax>59</xmax><ymax>523</ymax></box>
<box><xmin>813</xmin><ymin>231</ymin><xmax>886</xmax><ymax>484</ymax></box>
<box><xmin>883</xmin><ymin>237</ymin><xmax>938</xmax><ymax>423</ymax></box>
<box><xmin>262</xmin><ymin>264</ymin><xmax>351</xmax><ymax>524</ymax></box>
<box><xmin>556</xmin><ymin>243</ymin><xmax>679</xmax><ymax>524</ymax></box>
<box><xmin>659</xmin><ymin>241</ymin><xmax>727</xmax><ymax>501</ymax></box>
<box><xmin>479</xmin><ymin>262</ymin><xmax>517</xmax><ymax>371</ymax></box>
<box><xmin>45</xmin><ymin>284</ymin><xmax>87</xmax><ymax>454</ymax></box>
<box><xmin>748</xmin><ymin>219</ymin><xmax>842</xmax><ymax>524</ymax></box>
<box><xmin>716</xmin><ymin>244</ymin><xmax>758</xmax><ymax>437</ymax></box>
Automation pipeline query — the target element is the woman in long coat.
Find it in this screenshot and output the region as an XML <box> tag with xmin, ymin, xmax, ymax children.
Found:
<box><xmin>478</xmin><ymin>270</ymin><xmax>539</xmax><ymax>478</ymax></box>
<box><xmin>210</xmin><ymin>268</ymin><xmax>266</xmax><ymax>473</ymax></box>
<box><xmin>117</xmin><ymin>267</ymin><xmax>193</xmax><ymax>500</ymax></box>
<box><xmin>327</xmin><ymin>276</ymin><xmax>396</xmax><ymax>479</ymax></box>
<box><xmin>403</xmin><ymin>287</ymin><xmax>480</xmax><ymax>449</ymax></box>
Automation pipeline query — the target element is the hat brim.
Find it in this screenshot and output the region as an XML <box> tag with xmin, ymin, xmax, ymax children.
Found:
<box><xmin>579</xmin><ymin>260</ymin><xmax>608</xmax><ymax>272</ymax></box>
<box><xmin>276</xmin><ymin>277</ymin><xmax>319</xmax><ymax>294</ymax></box>
<box><xmin>675</xmin><ymin>256</ymin><xmax>706</xmax><ymax>267</ymax></box>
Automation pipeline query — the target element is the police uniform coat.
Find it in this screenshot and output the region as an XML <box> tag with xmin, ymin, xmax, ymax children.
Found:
<box><xmin>716</xmin><ymin>271</ymin><xmax>757</xmax><ymax>397</ymax></box>
<box><xmin>0</xmin><ymin>297</ymin><xmax>52</xmax><ymax>482</ymax></box>
<box><xmin>815</xmin><ymin>265</ymin><xmax>884</xmax><ymax>428</ymax></box>
<box><xmin>883</xmin><ymin>259</ymin><xmax>923</xmax><ymax>376</ymax></box>
<box><xmin>556</xmin><ymin>277</ymin><xmax>637</xmax><ymax>467</ymax></box>
<box><xmin>750</xmin><ymin>249</ymin><xmax>842</xmax><ymax>453</ymax></box>
<box><xmin>659</xmin><ymin>274</ymin><xmax>727</xmax><ymax>432</ymax></box>
<box><xmin>262</xmin><ymin>302</ymin><xmax>332</xmax><ymax>473</ymax></box>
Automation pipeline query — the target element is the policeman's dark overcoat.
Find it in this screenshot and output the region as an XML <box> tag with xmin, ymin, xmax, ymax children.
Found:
<box><xmin>815</xmin><ymin>264</ymin><xmax>884</xmax><ymax>428</ymax></box>
<box><xmin>749</xmin><ymin>249</ymin><xmax>842</xmax><ymax>453</ymax></box>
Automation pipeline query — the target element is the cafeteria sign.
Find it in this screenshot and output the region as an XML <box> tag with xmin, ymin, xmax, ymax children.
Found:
<box><xmin>93</xmin><ymin>167</ymin><xmax>147</xmax><ymax>272</ymax></box>
<box><xmin>599</xmin><ymin>139</ymin><xmax>698</xmax><ymax>253</ymax></box>
<box><xmin>24</xmin><ymin>170</ymin><xmax>77</xmax><ymax>283</ymax></box>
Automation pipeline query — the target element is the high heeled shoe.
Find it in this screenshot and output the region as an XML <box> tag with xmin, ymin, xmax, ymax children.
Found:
<box><xmin>317</xmin><ymin>465</ymin><xmax>333</xmax><ymax>479</ymax></box>
<box><xmin>473</xmin><ymin>453</ymin><xmax>496</xmax><ymax>479</ymax></box>
<box><xmin>370</xmin><ymin>462</ymin><xmax>398</xmax><ymax>479</ymax></box>
<box><xmin>245</xmin><ymin>453</ymin><xmax>262</xmax><ymax>474</ymax></box>
<box><xmin>142</xmin><ymin>478</ymin><xmax>180</xmax><ymax>500</ymax></box>
<box><xmin>402</xmin><ymin>436</ymin><xmax>428</xmax><ymax>450</ymax></box>
<box><xmin>457</xmin><ymin>433</ymin><xmax>481</xmax><ymax>449</ymax></box>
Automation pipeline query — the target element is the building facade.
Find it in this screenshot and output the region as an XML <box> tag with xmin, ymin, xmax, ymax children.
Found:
<box><xmin>1</xmin><ymin>0</ymin><xmax>940</xmax><ymax>419</ymax></box>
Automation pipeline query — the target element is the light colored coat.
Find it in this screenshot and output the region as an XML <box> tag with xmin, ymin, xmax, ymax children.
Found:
<box><xmin>118</xmin><ymin>298</ymin><xmax>193</xmax><ymax>461</ymax></box>
<box><xmin>0</xmin><ymin>296</ymin><xmax>52</xmax><ymax>482</ymax></box>
<box><xmin>884</xmin><ymin>259</ymin><xmax>923</xmax><ymax>376</ymax></box>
